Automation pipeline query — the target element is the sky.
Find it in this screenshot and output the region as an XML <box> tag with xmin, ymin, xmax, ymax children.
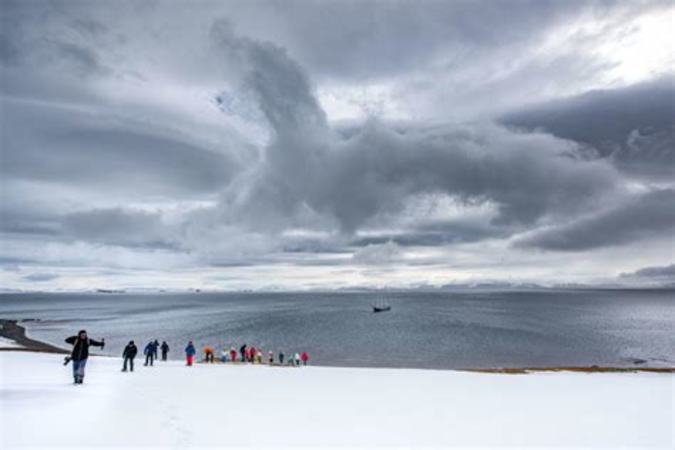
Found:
<box><xmin>1</xmin><ymin>0</ymin><xmax>673</xmax><ymax>291</ymax></box>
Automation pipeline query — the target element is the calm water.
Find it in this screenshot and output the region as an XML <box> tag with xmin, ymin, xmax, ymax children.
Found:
<box><xmin>0</xmin><ymin>290</ymin><xmax>673</xmax><ymax>369</ymax></box>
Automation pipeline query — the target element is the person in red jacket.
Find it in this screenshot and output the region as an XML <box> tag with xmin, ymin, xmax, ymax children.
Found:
<box><xmin>301</xmin><ymin>351</ymin><xmax>310</xmax><ymax>366</ymax></box>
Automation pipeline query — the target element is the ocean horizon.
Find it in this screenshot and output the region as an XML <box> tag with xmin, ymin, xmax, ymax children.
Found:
<box><xmin>2</xmin><ymin>288</ymin><xmax>673</xmax><ymax>370</ymax></box>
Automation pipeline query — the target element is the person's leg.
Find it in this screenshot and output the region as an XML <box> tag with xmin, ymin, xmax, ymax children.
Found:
<box><xmin>122</xmin><ymin>357</ymin><xmax>128</xmax><ymax>371</ymax></box>
<box><xmin>78</xmin><ymin>359</ymin><xmax>87</xmax><ymax>383</ymax></box>
<box><xmin>130</xmin><ymin>357</ymin><xmax>134</xmax><ymax>372</ymax></box>
<box><xmin>72</xmin><ymin>359</ymin><xmax>80</xmax><ymax>383</ymax></box>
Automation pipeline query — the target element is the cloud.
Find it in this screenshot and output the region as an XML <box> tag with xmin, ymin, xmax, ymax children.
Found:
<box><xmin>514</xmin><ymin>189</ymin><xmax>675</xmax><ymax>251</ymax></box>
<box><xmin>22</xmin><ymin>273</ymin><xmax>60</xmax><ymax>282</ymax></box>
<box><xmin>620</xmin><ymin>264</ymin><xmax>675</xmax><ymax>279</ymax></box>
<box><xmin>502</xmin><ymin>77</ymin><xmax>675</xmax><ymax>178</ymax></box>
<box><xmin>1</xmin><ymin>98</ymin><xmax>243</xmax><ymax>198</ymax></box>
<box><xmin>207</xmin><ymin>25</ymin><xmax>623</xmax><ymax>241</ymax></box>
<box><xmin>352</xmin><ymin>241</ymin><xmax>402</xmax><ymax>265</ymax></box>
<box><xmin>1</xmin><ymin>1</ymin><xmax>673</xmax><ymax>289</ymax></box>
<box><xmin>62</xmin><ymin>208</ymin><xmax>179</xmax><ymax>250</ymax></box>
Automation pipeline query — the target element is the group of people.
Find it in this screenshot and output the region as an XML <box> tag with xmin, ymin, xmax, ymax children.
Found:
<box><xmin>120</xmin><ymin>339</ymin><xmax>170</xmax><ymax>371</ymax></box>
<box><xmin>64</xmin><ymin>329</ymin><xmax>310</xmax><ymax>384</ymax></box>
<box><xmin>202</xmin><ymin>343</ymin><xmax>310</xmax><ymax>367</ymax></box>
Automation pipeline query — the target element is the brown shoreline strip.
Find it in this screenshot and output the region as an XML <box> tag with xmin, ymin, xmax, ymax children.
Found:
<box><xmin>0</xmin><ymin>319</ymin><xmax>68</xmax><ymax>354</ymax></box>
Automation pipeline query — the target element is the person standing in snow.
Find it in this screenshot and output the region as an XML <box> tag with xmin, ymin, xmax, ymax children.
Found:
<box><xmin>64</xmin><ymin>330</ymin><xmax>105</xmax><ymax>384</ymax></box>
<box><xmin>152</xmin><ymin>339</ymin><xmax>160</xmax><ymax>361</ymax></box>
<box><xmin>185</xmin><ymin>341</ymin><xmax>196</xmax><ymax>366</ymax></box>
<box><xmin>239</xmin><ymin>344</ymin><xmax>247</xmax><ymax>362</ymax></box>
<box><xmin>230</xmin><ymin>347</ymin><xmax>238</xmax><ymax>363</ymax></box>
<box><xmin>301</xmin><ymin>351</ymin><xmax>310</xmax><ymax>366</ymax></box>
<box><xmin>294</xmin><ymin>352</ymin><xmax>301</xmax><ymax>366</ymax></box>
<box><xmin>160</xmin><ymin>341</ymin><xmax>170</xmax><ymax>361</ymax></box>
<box><xmin>249</xmin><ymin>346</ymin><xmax>256</xmax><ymax>363</ymax></box>
<box><xmin>122</xmin><ymin>340</ymin><xmax>137</xmax><ymax>372</ymax></box>
<box><xmin>144</xmin><ymin>341</ymin><xmax>155</xmax><ymax>366</ymax></box>
<box><xmin>268</xmin><ymin>351</ymin><xmax>274</xmax><ymax>365</ymax></box>
<box><xmin>278</xmin><ymin>351</ymin><xmax>285</xmax><ymax>365</ymax></box>
<box><xmin>203</xmin><ymin>346</ymin><xmax>215</xmax><ymax>363</ymax></box>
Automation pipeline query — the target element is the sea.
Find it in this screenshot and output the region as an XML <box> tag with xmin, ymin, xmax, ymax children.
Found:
<box><xmin>0</xmin><ymin>289</ymin><xmax>673</xmax><ymax>369</ymax></box>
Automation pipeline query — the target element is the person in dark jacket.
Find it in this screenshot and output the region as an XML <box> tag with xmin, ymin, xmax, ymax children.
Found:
<box><xmin>278</xmin><ymin>351</ymin><xmax>284</xmax><ymax>365</ymax></box>
<box><xmin>64</xmin><ymin>330</ymin><xmax>104</xmax><ymax>384</ymax></box>
<box><xmin>239</xmin><ymin>344</ymin><xmax>247</xmax><ymax>362</ymax></box>
<box><xmin>152</xmin><ymin>339</ymin><xmax>160</xmax><ymax>360</ymax></box>
<box><xmin>144</xmin><ymin>341</ymin><xmax>155</xmax><ymax>366</ymax></box>
<box><xmin>122</xmin><ymin>341</ymin><xmax>138</xmax><ymax>372</ymax></box>
<box><xmin>185</xmin><ymin>341</ymin><xmax>196</xmax><ymax>366</ymax></box>
<box><xmin>160</xmin><ymin>341</ymin><xmax>170</xmax><ymax>361</ymax></box>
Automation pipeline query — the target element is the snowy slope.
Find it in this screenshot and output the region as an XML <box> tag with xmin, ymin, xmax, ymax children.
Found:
<box><xmin>0</xmin><ymin>337</ymin><xmax>22</xmax><ymax>348</ymax></box>
<box><xmin>0</xmin><ymin>351</ymin><xmax>672</xmax><ymax>449</ymax></box>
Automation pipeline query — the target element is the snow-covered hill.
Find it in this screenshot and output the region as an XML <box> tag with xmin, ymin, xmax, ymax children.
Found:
<box><xmin>0</xmin><ymin>351</ymin><xmax>672</xmax><ymax>448</ymax></box>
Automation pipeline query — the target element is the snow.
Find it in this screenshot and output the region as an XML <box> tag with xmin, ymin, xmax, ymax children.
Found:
<box><xmin>0</xmin><ymin>351</ymin><xmax>672</xmax><ymax>449</ymax></box>
<box><xmin>0</xmin><ymin>336</ymin><xmax>22</xmax><ymax>349</ymax></box>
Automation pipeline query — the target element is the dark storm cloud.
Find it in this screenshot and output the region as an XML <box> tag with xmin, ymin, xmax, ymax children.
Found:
<box><xmin>502</xmin><ymin>77</ymin><xmax>675</xmax><ymax>178</ymax></box>
<box><xmin>515</xmin><ymin>189</ymin><xmax>675</xmax><ymax>251</ymax></box>
<box><xmin>1</xmin><ymin>0</ymin><xmax>673</xmax><ymax>288</ymax></box>
<box><xmin>62</xmin><ymin>208</ymin><xmax>179</xmax><ymax>250</ymax></box>
<box><xmin>210</xmin><ymin>25</ymin><xmax>621</xmax><ymax>239</ymax></box>
<box><xmin>1</xmin><ymin>99</ymin><xmax>239</xmax><ymax>197</ymax></box>
<box><xmin>620</xmin><ymin>264</ymin><xmax>675</xmax><ymax>279</ymax></box>
<box><xmin>1</xmin><ymin>203</ymin><xmax>180</xmax><ymax>251</ymax></box>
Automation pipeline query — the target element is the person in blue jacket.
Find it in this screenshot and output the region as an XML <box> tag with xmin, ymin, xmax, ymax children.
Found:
<box><xmin>185</xmin><ymin>341</ymin><xmax>196</xmax><ymax>366</ymax></box>
<box><xmin>144</xmin><ymin>341</ymin><xmax>155</xmax><ymax>366</ymax></box>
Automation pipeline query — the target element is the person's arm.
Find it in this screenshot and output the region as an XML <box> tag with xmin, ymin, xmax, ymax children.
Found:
<box><xmin>89</xmin><ymin>338</ymin><xmax>105</xmax><ymax>348</ymax></box>
<box><xmin>65</xmin><ymin>336</ymin><xmax>77</xmax><ymax>344</ymax></box>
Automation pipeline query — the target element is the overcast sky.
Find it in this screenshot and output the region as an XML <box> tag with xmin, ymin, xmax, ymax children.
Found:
<box><xmin>1</xmin><ymin>0</ymin><xmax>673</xmax><ymax>291</ymax></box>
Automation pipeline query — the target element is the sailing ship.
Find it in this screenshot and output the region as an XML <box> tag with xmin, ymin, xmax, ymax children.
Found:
<box><xmin>371</xmin><ymin>293</ymin><xmax>391</xmax><ymax>313</ymax></box>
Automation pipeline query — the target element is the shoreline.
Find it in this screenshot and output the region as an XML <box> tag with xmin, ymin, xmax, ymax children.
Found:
<box><xmin>2</xmin><ymin>318</ymin><xmax>673</xmax><ymax>373</ymax></box>
<box><xmin>0</xmin><ymin>319</ymin><xmax>68</xmax><ymax>354</ymax></box>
